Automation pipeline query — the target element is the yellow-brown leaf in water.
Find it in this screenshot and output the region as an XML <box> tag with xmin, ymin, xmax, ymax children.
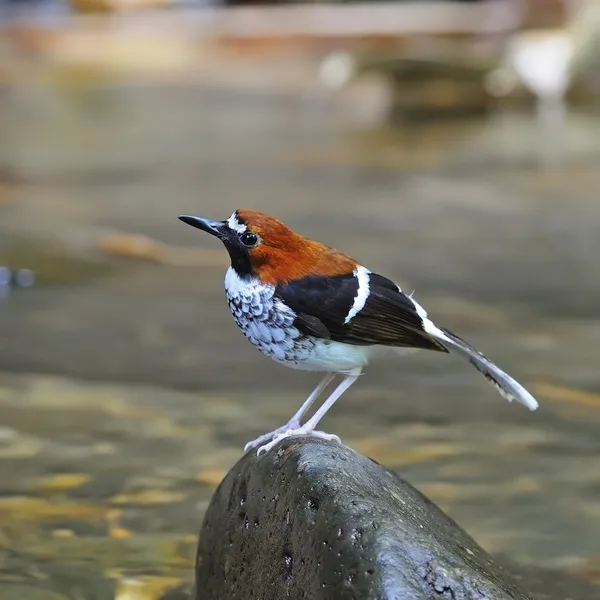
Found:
<box><xmin>196</xmin><ymin>469</ymin><xmax>225</xmax><ymax>486</ymax></box>
<box><xmin>109</xmin><ymin>527</ymin><xmax>132</xmax><ymax>539</ymax></box>
<box><xmin>106</xmin><ymin>508</ymin><xmax>124</xmax><ymax>525</ymax></box>
<box><xmin>34</xmin><ymin>473</ymin><xmax>91</xmax><ymax>493</ymax></box>
<box><xmin>98</xmin><ymin>234</ymin><xmax>167</xmax><ymax>263</ymax></box>
<box><xmin>109</xmin><ymin>490</ymin><xmax>187</xmax><ymax>505</ymax></box>
<box><xmin>182</xmin><ymin>533</ymin><xmax>197</xmax><ymax>544</ymax></box>
<box><xmin>98</xmin><ymin>232</ymin><xmax>227</xmax><ymax>267</ymax></box>
<box><xmin>51</xmin><ymin>528</ymin><xmax>76</xmax><ymax>539</ymax></box>
<box><xmin>113</xmin><ymin>576</ymin><xmax>182</xmax><ymax>600</ymax></box>
<box><xmin>355</xmin><ymin>441</ymin><xmax>461</xmax><ymax>467</ymax></box>
<box><xmin>418</xmin><ymin>482</ymin><xmax>462</xmax><ymax>503</ymax></box>
<box><xmin>535</xmin><ymin>382</ymin><xmax>600</xmax><ymax>408</ymax></box>
<box><xmin>158</xmin><ymin>538</ymin><xmax>196</xmax><ymax>568</ymax></box>
<box><xmin>0</xmin><ymin>497</ymin><xmax>109</xmax><ymax>521</ymax></box>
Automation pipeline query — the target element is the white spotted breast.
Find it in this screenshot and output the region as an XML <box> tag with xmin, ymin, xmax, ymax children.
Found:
<box><xmin>224</xmin><ymin>267</ymin><xmax>316</xmax><ymax>366</ymax></box>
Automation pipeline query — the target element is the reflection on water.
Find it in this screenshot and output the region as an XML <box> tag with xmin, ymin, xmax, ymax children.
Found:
<box><xmin>1</xmin><ymin>74</ymin><xmax>600</xmax><ymax>597</ymax></box>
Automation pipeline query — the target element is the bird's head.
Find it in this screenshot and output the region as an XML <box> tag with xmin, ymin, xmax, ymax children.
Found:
<box><xmin>178</xmin><ymin>209</ymin><xmax>356</xmax><ymax>285</ymax></box>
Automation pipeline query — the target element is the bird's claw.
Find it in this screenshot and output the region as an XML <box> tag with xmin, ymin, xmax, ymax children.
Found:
<box><xmin>254</xmin><ymin>428</ymin><xmax>341</xmax><ymax>457</ymax></box>
<box><xmin>244</xmin><ymin>421</ymin><xmax>301</xmax><ymax>453</ymax></box>
<box><xmin>243</xmin><ymin>432</ymin><xmax>275</xmax><ymax>453</ymax></box>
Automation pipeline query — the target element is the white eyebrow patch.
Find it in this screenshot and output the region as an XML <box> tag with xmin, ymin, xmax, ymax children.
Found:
<box><xmin>344</xmin><ymin>266</ymin><xmax>371</xmax><ymax>324</ymax></box>
<box><xmin>227</xmin><ymin>212</ymin><xmax>247</xmax><ymax>234</ymax></box>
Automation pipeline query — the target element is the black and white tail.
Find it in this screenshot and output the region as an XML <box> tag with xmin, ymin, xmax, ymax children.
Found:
<box><xmin>434</xmin><ymin>327</ymin><xmax>538</xmax><ymax>410</ymax></box>
<box><xmin>411</xmin><ymin>297</ymin><xmax>539</xmax><ymax>411</ymax></box>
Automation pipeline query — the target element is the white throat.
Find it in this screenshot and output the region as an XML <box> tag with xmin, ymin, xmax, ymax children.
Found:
<box><xmin>225</xmin><ymin>266</ymin><xmax>270</xmax><ymax>296</ymax></box>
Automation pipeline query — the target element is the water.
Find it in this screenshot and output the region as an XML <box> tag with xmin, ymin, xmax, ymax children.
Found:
<box><xmin>1</xmin><ymin>74</ymin><xmax>600</xmax><ymax>598</ymax></box>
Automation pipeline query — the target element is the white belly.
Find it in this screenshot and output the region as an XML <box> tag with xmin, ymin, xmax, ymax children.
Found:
<box><xmin>292</xmin><ymin>338</ymin><xmax>376</xmax><ymax>374</ymax></box>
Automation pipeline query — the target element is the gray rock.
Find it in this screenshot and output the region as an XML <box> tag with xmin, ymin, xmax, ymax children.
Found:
<box><xmin>196</xmin><ymin>437</ymin><xmax>532</xmax><ymax>600</ymax></box>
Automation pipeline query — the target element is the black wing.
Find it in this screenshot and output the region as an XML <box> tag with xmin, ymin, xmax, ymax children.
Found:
<box><xmin>275</xmin><ymin>272</ymin><xmax>447</xmax><ymax>352</ymax></box>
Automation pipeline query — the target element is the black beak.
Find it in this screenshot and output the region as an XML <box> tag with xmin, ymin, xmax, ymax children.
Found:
<box><xmin>178</xmin><ymin>215</ymin><xmax>223</xmax><ymax>238</ymax></box>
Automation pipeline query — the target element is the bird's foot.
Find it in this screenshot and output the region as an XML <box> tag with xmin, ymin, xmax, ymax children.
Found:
<box><xmin>243</xmin><ymin>420</ymin><xmax>302</xmax><ymax>453</ymax></box>
<box><xmin>254</xmin><ymin>427</ymin><xmax>341</xmax><ymax>457</ymax></box>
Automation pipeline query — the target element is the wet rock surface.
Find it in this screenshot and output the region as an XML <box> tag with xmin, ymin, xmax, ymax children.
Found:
<box><xmin>196</xmin><ymin>437</ymin><xmax>532</xmax><ymax>600</ymax></box>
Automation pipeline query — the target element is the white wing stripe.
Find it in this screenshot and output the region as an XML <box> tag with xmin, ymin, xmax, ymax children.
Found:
<box><xmin>344</xmin><ymin>266</ymin><xmax>371</xmax><ymax>324</ymax></box>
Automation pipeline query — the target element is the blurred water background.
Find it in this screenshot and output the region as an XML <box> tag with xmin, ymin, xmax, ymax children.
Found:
<box><xmin>1</xmin><ymin>0</ymin><xmax>600</xmax><ymax>597</ymax></box>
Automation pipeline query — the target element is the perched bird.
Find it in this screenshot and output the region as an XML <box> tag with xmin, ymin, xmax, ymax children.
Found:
<box><xmin>179</xmin><ymin>209</ymin><xmax>538</xmax><ymax>456</ymax></box>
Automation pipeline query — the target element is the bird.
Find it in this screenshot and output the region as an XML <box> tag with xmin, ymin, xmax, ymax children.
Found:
<box><xmin>178</xmin><ymin>209</ymin><xmax>538</xmax><ymax>456</ymax></box>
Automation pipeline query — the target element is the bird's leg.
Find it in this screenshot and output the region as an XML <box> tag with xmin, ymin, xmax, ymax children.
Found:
<box><xmin>243</xmin><ymin>372</ymin><xmax>337</xmax><ymax>452</ymax></box>
<box><xmin>255</xmin><ymin>373</ymin><xmax>359</xmax><ymax>456</ymax></box>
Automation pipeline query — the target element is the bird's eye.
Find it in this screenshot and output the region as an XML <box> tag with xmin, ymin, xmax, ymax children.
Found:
<box><xmin>240</xmin><ymin>231</ymin><xmax>259</xmax><ymax>248</ymax></box>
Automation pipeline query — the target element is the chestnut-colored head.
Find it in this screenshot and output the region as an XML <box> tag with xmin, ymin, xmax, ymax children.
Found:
<box><xmin>178</xmin><ymin>209</ymin><xmax>357</xmax><ymax>285</ymax></box>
